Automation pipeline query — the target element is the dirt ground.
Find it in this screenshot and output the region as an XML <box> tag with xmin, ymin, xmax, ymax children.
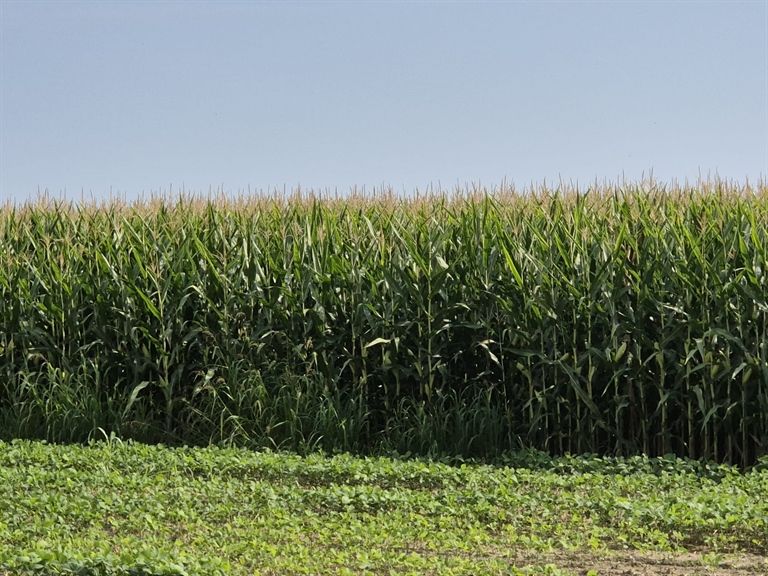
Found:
<box><xmin>516</xmin><ymin>550</ymin><xmax>768</xmax><ymax>575</ymax></box>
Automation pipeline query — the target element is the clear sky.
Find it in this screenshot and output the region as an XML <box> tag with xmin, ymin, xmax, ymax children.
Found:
<box><xmin>1</xmin><ymin>1</ymin><xmax>766</xmax><ymax>204</ymax></box>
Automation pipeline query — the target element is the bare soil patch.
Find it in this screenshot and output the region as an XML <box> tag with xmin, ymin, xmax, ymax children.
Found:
<box><xmin>515</xmin><ymin>550</ymin><xmax>768</xmax><ymax>575</ymax></box>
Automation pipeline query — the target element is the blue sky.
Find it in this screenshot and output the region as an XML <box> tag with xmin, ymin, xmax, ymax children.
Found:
<box><xmin>1</xmin><ymin>1</ymin><xmax>766</xmax><ymax>204</ymax></box>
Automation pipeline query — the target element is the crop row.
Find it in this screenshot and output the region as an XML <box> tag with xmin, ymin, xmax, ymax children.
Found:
<box><xmin>1</xmin><ymin>182</ymin><xmax>767</xmax><ymax>465</ymax></box>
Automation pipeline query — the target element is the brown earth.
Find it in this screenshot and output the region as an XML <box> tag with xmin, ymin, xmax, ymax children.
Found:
<box><xmin>515</xmin><ymin>550</ymin><xmax>768</xmax><ymax>575</ymax></box>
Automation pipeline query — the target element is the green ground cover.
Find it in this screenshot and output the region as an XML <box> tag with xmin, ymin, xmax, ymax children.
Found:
<box><xmin>1</xmin><ymin>440</ymin><xmax>766</xmax><ymax>575</ymax></box>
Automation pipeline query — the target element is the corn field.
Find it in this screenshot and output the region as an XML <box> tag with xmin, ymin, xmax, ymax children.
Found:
<box><xmin>1</xmin><ymin>181</ymin><xmax>767</xmax><ymax>466</ymax></box>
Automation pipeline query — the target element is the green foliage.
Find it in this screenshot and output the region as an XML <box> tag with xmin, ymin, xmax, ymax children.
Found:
<box><xmin>1</xmin><ymin>440</ymin><xmax>766</xmax><ymax>574</ymax></box>
<box><xmin>1</xmin><ymin>182</ymin><xmax>767</xmax><ymax>466</ymax></box>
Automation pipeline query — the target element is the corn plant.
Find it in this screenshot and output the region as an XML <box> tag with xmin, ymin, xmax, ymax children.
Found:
<box><xmin>1</xmin><ymin>181</ymin><xmax>766</xmax><ymax>466</ymax></box>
